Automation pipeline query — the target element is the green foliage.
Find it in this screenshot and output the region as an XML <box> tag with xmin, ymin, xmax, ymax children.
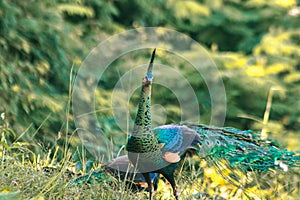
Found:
<box><xmin>1</xmin><ymin>0</ymin><xmax>72</xmax><ymax>139</ymax></box>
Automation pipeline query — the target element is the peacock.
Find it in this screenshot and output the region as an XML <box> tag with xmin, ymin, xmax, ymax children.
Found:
<box><xmin>126</xmin><ymin>49</ymin><xmax>300</xmax><ymax>200</ymax></box>
<box><xmin>126</xmin><ymin>49</ymin><xmax>208</xmax><ymax>200</ymax></box>
<box><xmin>72</xmin><ymin>49</ymin><xmax>299</xmax><ymax>199</ymax></box>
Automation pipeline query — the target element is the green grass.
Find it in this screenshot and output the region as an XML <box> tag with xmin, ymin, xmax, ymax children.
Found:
<box><xmin>0</xmin><ymin>153</ymin><xmax>299</xmax><ymax>200</ymax></box>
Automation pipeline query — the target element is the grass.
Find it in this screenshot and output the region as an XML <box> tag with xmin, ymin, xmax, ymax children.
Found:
<box><xmin>0</xmin><ymin>151</ymin><xmax>299</xmax><ymax>200</ymax></box>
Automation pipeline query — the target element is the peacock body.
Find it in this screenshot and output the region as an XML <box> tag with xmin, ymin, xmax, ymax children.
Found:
<box><xmin>126</xmin><ymin>49</ymin><xmax>202</xmax><ymax>200</ymax></box>
<box><xmin>70</xmin><ymin>155</ymin><xmax>159</xmax><ymax>191</ymax></box>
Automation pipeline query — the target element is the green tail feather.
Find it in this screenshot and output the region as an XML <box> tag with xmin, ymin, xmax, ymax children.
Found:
<box><xmin>182</xmin><ymin>122</ymin><xmax>300</xmax><ymax>171</ymax></box>
<box><xmin>69</xmin><ymin>168</ymin><xmax>115</xmax><ymax>185</ymax></box>
<box><xmin>179</xmin><ymin>122</ymin><xmax>300</xmax><ymax>195</ymax></box>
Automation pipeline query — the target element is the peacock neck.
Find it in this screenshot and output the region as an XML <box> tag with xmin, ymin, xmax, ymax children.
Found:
<box><xmin>131</xmin><ymin>48</ymin><xmax>156</xmax><ymax>137</ymax></box>
<box><xmin>132</xmin><ymin>83</ymin><xmax>152</xmax><ymax>137</ymax></box>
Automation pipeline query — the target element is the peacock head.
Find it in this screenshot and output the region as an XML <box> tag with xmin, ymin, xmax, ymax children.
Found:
<box><xmin>142</xmin><ymin>48</ymin><xmax>156</xmax><ymax>86</ymax></box>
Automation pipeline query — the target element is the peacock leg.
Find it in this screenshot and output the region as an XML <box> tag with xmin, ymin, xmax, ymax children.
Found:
<box><xmin>162</xmin><ymin>173</ymin><xmax>180</xmax><ymax>200</ymax></box>
<box><xmin>142</xmin><ymin>173</ymin><xmax>154</xmax><ymax>200</ymax></box>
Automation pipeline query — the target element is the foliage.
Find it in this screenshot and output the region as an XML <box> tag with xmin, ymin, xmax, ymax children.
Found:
<box><xmin>0</xmin><ymin>0</ymin><xmax>300</xmax><ymax>198</ymax></box>
<box><xmin>0</xmin><ymin>0</ymin><xmax>299</xmax><ymax>150</ymax></box>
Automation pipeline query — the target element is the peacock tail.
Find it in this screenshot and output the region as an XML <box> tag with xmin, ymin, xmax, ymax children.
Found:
<box><xmin>70</xmin><ymin>167</ymin><xmax>114</xmax><ymax>185</ymax></box>
<box><xmin>181</xmin><ymin>122</ymin><xmax>300</xmax><ymax>171</ymax></box>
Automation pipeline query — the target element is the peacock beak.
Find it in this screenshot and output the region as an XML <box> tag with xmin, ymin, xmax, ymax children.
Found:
<box><xmin>143</xmin><ymin>48</ymin><xmax>156</xmax><ymax>84</ymax></box>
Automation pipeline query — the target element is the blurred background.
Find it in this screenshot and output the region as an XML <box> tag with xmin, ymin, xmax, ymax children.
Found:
<box><xmin>1</xmin><ymin>0</ymin><xmax>300</xmax><ymax>159</ymax></box>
